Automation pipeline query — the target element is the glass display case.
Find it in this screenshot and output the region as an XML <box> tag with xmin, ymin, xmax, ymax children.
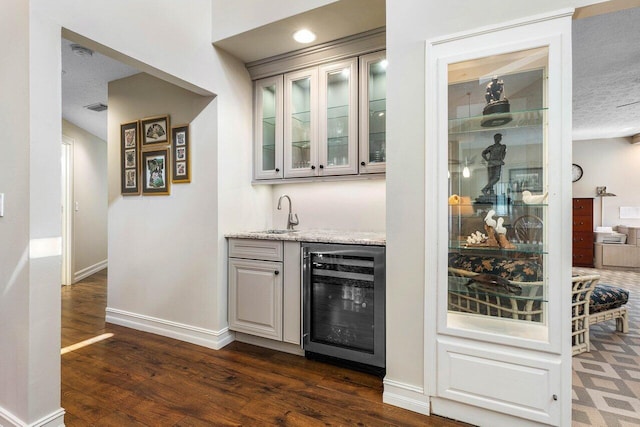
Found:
<box><xmin>359</xmin><ymin>51</ymin><xmax>387</xmax><ymax>174</ymax></box>
<box><xmin>444</xmin><ymin>46</ymin><xmax>552</xmax><ymax>340</ymax></box>
<box><xmin>253</xmin><ymin>76</ymin><xmax>283</xmax><ymax>179</ymax></box>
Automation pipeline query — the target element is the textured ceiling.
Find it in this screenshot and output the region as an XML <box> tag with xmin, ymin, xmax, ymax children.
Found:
<box><xmin>61</xmin><ymin>5</ymin><xmax>640</xmax><ymax>143</ymax></box>
<box><xmin>61</xmin><ymin>38</ymin><xmax>138</xmax><ymax>141</ymax></box>
<box><xmin>572</xmin><ymin>6</ymin><xmax>640</xmax><ymax>140</ymax></box>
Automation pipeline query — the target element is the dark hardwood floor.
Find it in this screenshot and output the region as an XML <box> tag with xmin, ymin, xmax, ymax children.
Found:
<box><xmin>61</xmin><ymin>270</ymin><xmax>470</xmax><ymax>426</ymax></box>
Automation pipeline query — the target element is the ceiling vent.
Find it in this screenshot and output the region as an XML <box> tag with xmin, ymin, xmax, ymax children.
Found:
<box><xmin>631</xmin><ymin>133</ymin><xmax>640</xmax><ymax>144</ymax></box>
<box><xmin>84</xmin><ymin>103</ymin><xmax>108</xmax><ymax>112</ymax></box>
<box><xmin>70</xmin><ymin>44</ymin><xmax>94</xmax><ymax>57</ymax></box>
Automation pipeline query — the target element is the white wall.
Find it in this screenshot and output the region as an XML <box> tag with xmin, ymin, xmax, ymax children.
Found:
<box><xmin>107</xmin><ymin>73</ymin><xmax>219</xmax><ymax>329</ymax></box>
<box><xmin>0</xmin><ymin>0</ymin><xmax>32</xmax><ymax>424</ymax></box>
<box><xmin>573</xmin><ymin>137</ymin><xmax>640</xmax><ymax>228</ymax></box>
<box><xmin>271</xmin><ymin>180</ymin><xmax>385</xmax><ymax>231</ymax></box>
<box><xmin>62</xmin><ymin>120</ymin><xmax>108</xmax><ymax>279</ymax></box>
<box><xmin>385</xmin><ymin>0</ymin><xmax>600</xmax><ymax>407</ymax></box>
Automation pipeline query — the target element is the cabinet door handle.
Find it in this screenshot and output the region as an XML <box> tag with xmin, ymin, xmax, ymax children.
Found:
<box><xmin>275</xmin><ymin>168</ymin><xmax>280</xmax><ymax>172</ymax></box>
<box><xmin>274</xmin><ymin>270</ymin><xmax>280</xmax><ymax>275</ymax></box>
<box><xmin>311</xmin><ymin>165</ymin><xmax>316</xmax><ymax>170</ymax></box>
<box><xmin>319</xmin><ymin>164</ymin><xmax>324</xmax><ymax>169</ymax></box>
<box><xmin>361</xmin><ymin>161</ymin><xmax>366</xmax><ymax>166</ymax></box>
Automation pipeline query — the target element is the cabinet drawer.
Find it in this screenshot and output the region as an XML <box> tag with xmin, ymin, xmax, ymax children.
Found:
<box><xmin>572</xmin><ymin>198</ymin><xmax>593</xmax><ymax>214</ymax></box>
<box><xmin>572</xmin><ymin>248</ymin><xmax>593</xmax><ymax>266</ymax></box>
<box><xmin>572</xmin><ymin>218</ymin><xmax>592</xmax><ymax>232</ymax></box>
<box><xmin>229</xmin><ymin>239</ymin><xmax>283</xmax><ymax>261</ymax></box>
<box><xmin>572</xmin><ymin>232</ymin><xmax>593</xmax><ymax>248</ymax></box>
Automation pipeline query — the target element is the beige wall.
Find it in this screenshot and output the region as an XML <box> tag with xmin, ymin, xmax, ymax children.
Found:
<box><xmin>62</xmin><ymin>120</ymin><xmax>108</xmax><ymax>279</ymax></box>
<box><xmin>573</xmin><ymin>137</ymin><xmax>640</xmax><ymax>228</ymax></box>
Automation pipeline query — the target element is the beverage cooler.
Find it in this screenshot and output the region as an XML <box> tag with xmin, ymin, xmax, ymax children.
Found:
<box><xmin>302</xmin><ymin>243</ymin><xmax>385</xmax><ymax>373</ymax></box>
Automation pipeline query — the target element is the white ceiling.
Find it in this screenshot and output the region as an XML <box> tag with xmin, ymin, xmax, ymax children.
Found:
<box><xmin>572</xmin><ymin>6</ymin><xmax>640</xmax><ymax>140</ymax></box>
<box><xmin>61</xmin><ymin>3</ymin><xmax>640</xmax><ymax>143</ymax></box>
<box><xmin>61</xmin><ymin>38</ymin><xmax>138</xmax><ymax>141</ymax></box>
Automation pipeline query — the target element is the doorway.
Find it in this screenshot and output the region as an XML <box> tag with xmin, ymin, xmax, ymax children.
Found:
<box><xmin>61</xmin><ymin>135</ymin><xmax>73</xmax><ymax>286</ymax></box>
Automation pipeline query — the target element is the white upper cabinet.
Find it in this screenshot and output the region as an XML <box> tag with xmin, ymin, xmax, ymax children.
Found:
<box><xmin>254</xmin><ymin>75</ymin><xmax>283</xmax><ymax>180</ymax></box>
<box><xmin>359</xmin><ymin>51</ymin><xmax>387</xmax><ymax>174</ymax></box>
<box><xmin>284</xmin><ymin>67</ymin><xmax>319</xmax><ymax>178</ymax></box>
<box><xmin>251</xmin><ymin>45</ymin><xmax>386</xmax><ymax>181</ymax></box>
<box><xmin>318</xmin><ymin>58</ymin><xmax>359</xmax><ymax>176</ymax></box>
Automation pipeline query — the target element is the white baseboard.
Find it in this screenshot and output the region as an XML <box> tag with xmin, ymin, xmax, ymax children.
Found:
<box><xmin>0</xmin><ymin>406</ymin><xmax>65</xmax><ymax>427</ymax></box>
<box><xmin>105</xmin><ymin>307</ymin><xmax>234</xmax><ymax>350</ymax></box>
<box><xmin>382</xmin><ymin>378</ymin><xmax>430</xmax><ymax>415</ymax></box>
<box><xmin>73</xmin><ymin>259</ymin><xmax>107</xmax><ymax>283</ymax></box>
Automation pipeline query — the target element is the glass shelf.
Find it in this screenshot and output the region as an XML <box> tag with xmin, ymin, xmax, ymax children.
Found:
<box><xmin>263</xmin><ymin>117</ymin><xmax>276</xmax><ymax>126</ymax></box>
<box><xmin>448</xmin><ymin>241</ymin><xmax>547</xmax><ymax>255</ymax></box>
<box><xmin>448</xmin><ymin>108</ymin><xmax>547</xmax><ymax>135</ymax></box>
<box><xmin>447</xmin><ymin>286</ymin><xmax>547</xmax><ymax>303</ymax></box>
<box><xmin>292</xmin><ymin>140</ymin><xmax>311</xmax><ymax>149</ymax></box>
<box><xmin>292</xmin><ymin>111</ymin><xmax>311</xmax><ymax>124</ymax></box>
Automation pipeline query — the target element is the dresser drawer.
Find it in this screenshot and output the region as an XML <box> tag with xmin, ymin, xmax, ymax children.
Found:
<box><xmin>572</xmin><ymin>218</ymin><xmax>592</xmax><ymax>232</ymax></box>
<box><xmin>572</xmin><ymin>231</ymin><xmax>593</xmax><ymax>248</ymax></box>
<box><xmin>229</xmin><ymin>239</ymin><xmax>283</xmax><ymax>261</ymax></box>
<box><xmin>572</xmin><ymin>247</ymin><xmax>594</xmax><ymax>267</ymax></box>
<box><xmin>572</xmin><ymin>198</ymin><xmax>593</xmax><ymax>215</ymax></box>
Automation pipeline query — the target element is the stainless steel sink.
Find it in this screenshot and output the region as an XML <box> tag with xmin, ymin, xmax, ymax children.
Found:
<box><xmin>260</xmin><ymin>229</ymin><xmax>298</xmax><ymax>234</ymax></box>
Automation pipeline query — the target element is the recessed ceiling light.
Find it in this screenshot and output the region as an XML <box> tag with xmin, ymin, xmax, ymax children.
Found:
<box><xmin>293</xmin><ymin>29</ymin><xmax>316</xmax><ymax>44</ymax></box>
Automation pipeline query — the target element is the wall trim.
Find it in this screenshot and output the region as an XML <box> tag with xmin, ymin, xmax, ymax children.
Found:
<box><xmin>0</xmin><ymin>406</ymin><xmax>65</xmax><ymax>427</ymax></box>
<box><xmin>382</xmin><ymin>378</ymin><xmax>430</xmax><ymax>416</ymax></box>
<box><xmin>105</xmin><ymin>307</ymin><xmax>234</xmax><ymax>350</ymax></box>
<box><xmin>73</xmin><ymin>259</ymin><xmax>107</xmax><ymax>283</ymax></box>
<box><xmin>246</xmin><ymin>27</ymin><xmax>385</xmax><ymax>80</ymax></box>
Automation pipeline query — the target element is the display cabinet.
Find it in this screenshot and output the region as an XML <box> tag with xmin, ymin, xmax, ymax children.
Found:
<box><xmin>359</xmin><ymin>51</ymin><xmax>387</xmax><ymax>174</ymax></box>
<box><xmin>253</xmin><ymin>76</ymin><xmax>283</xmax><ymax>179</ymax></box>
<box><xmin>426</xmin><ymin>11</ymin><xmax>573</xmax><ymax>426</ymax></box>
<box><xmin>284</xmin><ymin>58</ymin><xmax>358</xmax><ymax>178</ymax></box>
<box><xmin>252</xmin><ymin>50</ymin><xmax>386</xmax><ymax>181</ymax></box>
<box><xmin>445</xmin><ymin>46</ymin><xmax>550</xmax><ymax>337</ymax></box>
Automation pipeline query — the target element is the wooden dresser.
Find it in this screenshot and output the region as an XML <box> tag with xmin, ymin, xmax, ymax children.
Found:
<box><xmin>572</xmin><ymin>198</ymin><xmax>594</xmax><ymax>267</ymax></box>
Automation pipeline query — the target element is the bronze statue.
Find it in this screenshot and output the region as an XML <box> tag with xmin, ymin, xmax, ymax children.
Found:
<box><xmin>480</xmin><ymin>133</ymin><xmax>506</xmax><ymax>196</ymax></box>
<box><xmin>481</xmin><ymin>75</ymin><xmax>512</xmax><ymax>127</ymax></box>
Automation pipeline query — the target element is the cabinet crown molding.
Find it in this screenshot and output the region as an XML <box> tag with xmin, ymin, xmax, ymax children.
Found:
<box><xmin>247</xmin><ymin>27</ymin><xmax>385</xmax><ymax>80</ymax></box>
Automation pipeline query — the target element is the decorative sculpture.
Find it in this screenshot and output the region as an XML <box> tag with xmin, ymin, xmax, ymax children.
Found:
<box><xmin>481</xmin><ymin>75</ymin><xmax>512</xmax><ymax>127</ymax></box>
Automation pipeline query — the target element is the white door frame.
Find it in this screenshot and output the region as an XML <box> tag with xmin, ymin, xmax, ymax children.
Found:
<box><xmin>61</xmin><ymin>135</ymin><xmax>74</xmax><ymax>286</ymax></box>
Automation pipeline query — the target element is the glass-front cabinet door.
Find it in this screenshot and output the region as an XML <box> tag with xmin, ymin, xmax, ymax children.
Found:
<box><xmin>426</xmin><ymin>12</ymin><xmax>572</xmax><ymax>426</ymax></box>
<box><xmin>284</xmin><ymin>68</ymin><xmax>318</xmax><ymax>178</ymax></box>
<box><xmin>445</xmin><ymin>46</ymin><xmax>549</xmax><ymax>339</ymax></box>
<box><xmin>318</xmin><ymin>58</ymin><xmax>358</xmax><ymax>176</ymax></box>
<box><xmin>254</xmin><ymin>76</ymin><xmax>283</xmax><ymax>180</ymax></box>
<box><xmin>359</xmin><ymin>51</ymin><xmax>387</xmax><ymax>174</ymax></box>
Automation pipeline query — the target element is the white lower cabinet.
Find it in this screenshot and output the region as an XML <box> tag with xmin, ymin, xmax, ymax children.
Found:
<box><xmin>228</xmin><ymin>239</ymin><xmax>301</xmax><ymax>346</ymax></box>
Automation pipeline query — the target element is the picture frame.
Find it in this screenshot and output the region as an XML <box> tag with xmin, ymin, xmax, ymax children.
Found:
<box><xmin>172</xmin><ymin>124</ymin><xmax>191</xmax><ymax>183</ymax></box>
<box><xmin>120</xmin><ymin>121</ymin><xmax>140</xmax><ymax>195</ymax></box>
<box><xmin>142</xmin><ymin>149</ymin><xmax>171</xmax><ymax>195</ymax></box>
<box><xmin>509</xmin><ymin>167</ymin><xmax>543</xmax><ymax>193</ymax></box>
<box><xmin>141</xmin><ymin>115</ymin><xmax>170</xmax><ymax>146</ymax></box>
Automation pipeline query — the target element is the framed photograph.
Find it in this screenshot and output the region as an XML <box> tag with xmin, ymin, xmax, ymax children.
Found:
<box><xmin>509</xmin><ymin>167</ymin><xmax>543</xmax><ymax>192</ymax></box>
<box><xmin>172</xmin><ymin>124</ymin><xmax>191</xmax><ymax>183</ymax></box>
<box><xmin>120</xmin><ymin>121</ymin><xmax>140</xmax><ymax>195</ymax></box>
<box><xmin>141</xmin><ymin>115</ymin><xmax>170</xmax><ymax>146</ymax></box>
<box><xmin>142</xmin><ymin>149</ymin><xmax>171</xmax><ymax>195</ymax></box>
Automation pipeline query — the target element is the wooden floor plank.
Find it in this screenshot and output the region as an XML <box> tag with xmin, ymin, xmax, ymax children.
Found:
<box><xmin>61</xmin><ymin>270</ymin><xmax>471</xmax><ymax>426</ymax></box>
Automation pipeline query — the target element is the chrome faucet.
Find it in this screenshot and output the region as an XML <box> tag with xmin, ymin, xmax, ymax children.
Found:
<box><xmin>277</xmin><ymin>194</ymin><xmax>299</xmax><ymax>230</ymax></box>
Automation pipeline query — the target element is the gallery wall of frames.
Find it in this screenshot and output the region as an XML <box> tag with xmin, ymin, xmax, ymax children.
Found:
<box><xmin>120</xmin><ymin>115</ymin><xmax>191</xmax><ymax>196</ymax></box>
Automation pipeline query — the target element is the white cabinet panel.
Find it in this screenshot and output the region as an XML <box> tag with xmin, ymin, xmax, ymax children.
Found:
<box><xmin>229</xmin><ymin>238</ymin><xmax>283</xmax><ymax>262</ymax></box>
<box><xmin>229</xmin><ymin>258</ymin><xmax>283</xmax><ymax>340</ymax></box>
<box><xmin>437</xmin><ymin>338</ymin><xmax>560</xmax><ymax>424</ymax></box>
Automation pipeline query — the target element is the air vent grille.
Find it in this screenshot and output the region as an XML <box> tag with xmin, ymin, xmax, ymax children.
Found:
<box><xmin>84</xmin><ymin>103</ymin><xmax>108</xmax><ymax>112</ymax></box>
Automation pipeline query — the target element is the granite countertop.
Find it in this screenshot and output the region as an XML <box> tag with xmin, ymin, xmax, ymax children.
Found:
<box><xmin>225</xmin><ymin>229</ymin><xmax>386</xmax><ymax>246</ymax></box>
